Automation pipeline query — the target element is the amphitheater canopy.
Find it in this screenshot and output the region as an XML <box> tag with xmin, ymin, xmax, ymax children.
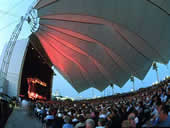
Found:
<box><xmin>33</xmin><ymin>0</ymin><xmax>170</xmax><ymax>92</ymax></box>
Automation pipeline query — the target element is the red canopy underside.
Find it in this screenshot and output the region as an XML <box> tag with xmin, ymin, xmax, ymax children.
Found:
<box><xmin>33</xmin><ymin>0</ymin><xmax>170</xmax><ymax>92</ymax></box>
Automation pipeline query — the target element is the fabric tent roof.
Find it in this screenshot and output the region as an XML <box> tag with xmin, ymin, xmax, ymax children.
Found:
<box><xmin>33</xmin><ymin>0</ymin><xmax>170</xmax><ymax>92</ymax></box>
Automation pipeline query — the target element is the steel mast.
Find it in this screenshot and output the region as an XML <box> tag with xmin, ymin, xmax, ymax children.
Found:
<box><xmin>0</xmin><ymin>0</ymin><xmax>39</xmax><ymax>83</ymax></box>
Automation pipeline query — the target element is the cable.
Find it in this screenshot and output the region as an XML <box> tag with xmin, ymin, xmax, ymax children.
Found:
<box><xmin>146</xmin><ymin>0</ymin><xmax>170</xmax><ymax>15</ymax></box>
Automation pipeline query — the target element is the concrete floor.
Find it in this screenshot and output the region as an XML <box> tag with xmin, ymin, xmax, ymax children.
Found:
<box><xmin>5</xmin><ymin>107</ymin><xmax>42</xmax><ymax>128</ymax></box>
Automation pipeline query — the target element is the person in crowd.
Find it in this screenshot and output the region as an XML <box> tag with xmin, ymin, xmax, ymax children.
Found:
<box><xmin>156</xmin><ymin>103</ymin><xmax>170</xmax><ymax>127</ymax></box>
<box><xmin>99</xmin><ymin>110</ymin><xmax>107</xmax><ymax>119</ymax></box>
<box><xmin>54</xmin><ymin>112</ymin><xmax>64</xmax><ymax>128</ymax></box>
<box><xmin>160</xmin><ymin>91</ymin><xmax>167</xmax><ymax>103</ymax></box>
<box><xmin>21</xmin><ymin>98</ymin><xmax>29</xmax><ymax>110</ymax></box>
<box><xmin>62</xmin><ymin>116</ymin><xmax>73</xmax><ymax>128</ymax></box>
<box><xmin>167</xmin><ymin>86</ymin><xmax>170</xmax><ymax>102</ymax></box>
<box><xmin>127</xmin><ymin>113</ymin><xmax>136</xmax><ymax>128</ymax></box>
<box><xmin>121</xmin><ymin>120</ymin><xmax>131</xmax><ymax>128</ymax></box>
<box><xmin>96</xmin><ymin>118</ymin><xmax>105</xmax><ymax>128</ymax></box>
<box><xmin>44</xmin><ymin>110</ymin><xmax>54</xmax><ymax>121</ymax></box>
<box><xmin>44</xmin><ymin>110</ymin><xmax>54</xmax><ymax>126</ymax></box>
<box><xmin>86</xmin><ymin>119</ymin><xmax>95</xmax><ymax>128</ymax></box>
<box><xmin>29</xmin><ymin>77</ymin><xmax>170</xmax><ymax>128</ymax></box>
<box><xmin>75</xmin><ymin>115</ymin><xmax>85</xmax><ymax>128</ymax></box>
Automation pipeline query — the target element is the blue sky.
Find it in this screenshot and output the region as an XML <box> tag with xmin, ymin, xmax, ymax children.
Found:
<box><xmin>0</xmin><ymin>0</ymin><xmax>169</xmax><ymax>99</ymax></box>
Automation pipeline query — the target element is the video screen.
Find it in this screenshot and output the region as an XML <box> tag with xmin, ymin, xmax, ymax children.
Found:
<box><xmin>27</xmin><ymin>78</ymin><xmax>47</xmax><ymax>100</ymax></box>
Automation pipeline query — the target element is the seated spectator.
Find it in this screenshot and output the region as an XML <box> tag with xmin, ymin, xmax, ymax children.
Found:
<box><xmin>44</xmin><ymin>111</ymin><xmax>54</xmax><ymax>121</ymax></box>
<box><xmin>75</xmin><ymin>115</ymin><xmax>85</xmax><ymax>128</ymax></box>
<box><xmin>160</xmin><ymin>91</ymin><xmax>167</xmax><ymax>103</ymax></box>
<box><xmin>127</xmin><ymin>113</ymin><xmax>136</xmax><ymax>128</ymax></box>
<box><xmin>156</xmin><ymin>103</ymin><xmax>170</xmax><ymax>127</ymax></box>
<box><xmin>30</xmin><ymin>77</ymin><xmax>170</xmax><ymax>128</ymax></box>
<box><xmin>99</xmin><ymin>111</ymin><xmax>107</xmax><ymax>119</ymax></box>
<box><xmin>96</xmin><ymin>118</ymin><xmax>105</xmax><ymax>128</ymax></box>
<box><xmin>167</xmin><ymin>86</ymin><xmax>170</xmax><ymax>103</ymax></box>
<box><xmin>72</xmin><ymin>115</ymin><xmax>79</xmax><ymax>126</ymax></box>
<box><xmin>21</xmin><ymin>99</ymin><xmax>29</xmax><ymax>110</ymax></box>
<box><xmin>86</xmin><ymin>119</ymin><xmax>95</xmax><ymax>128</ymax></box>
<box><xmin>121</xmin><ymin>120</ymin><xmax>131</xmax><ymax>128</ymax></box>
<box><xmin>44</xmin><ymin>111</ymin><xmax>55</xmax><ymax>128</ymax></box>
<box><xmin>62</xmin><ymin>116</ymin><xmax>73</xmax><ymax>128</ymax></box>
<box><xmin>53</xmin><ymin>113</ymin><xmax>64</xmax><ymax>128</ymax></box>
<box><xmin>105</xmin><ymin>114</ymin><xmax>113</xmax><ymax>128</ymax></box>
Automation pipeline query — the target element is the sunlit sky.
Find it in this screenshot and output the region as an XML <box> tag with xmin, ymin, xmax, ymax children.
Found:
<box><xmin>0</xmin><ymin>0</ymin><xmax>170</xmax><ymax>99</ymax></box>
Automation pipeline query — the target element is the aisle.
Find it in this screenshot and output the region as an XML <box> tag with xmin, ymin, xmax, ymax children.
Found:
<box><xmin>5</xmin><ymin>107</ymin><xmax>42</xmax><ymax>128</ymax></box>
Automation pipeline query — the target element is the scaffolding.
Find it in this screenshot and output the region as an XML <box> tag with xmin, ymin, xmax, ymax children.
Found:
<box><xmin>0</xmin><ymin>1</ymin><xmax>39</xmax><ymax>93</ymax></box>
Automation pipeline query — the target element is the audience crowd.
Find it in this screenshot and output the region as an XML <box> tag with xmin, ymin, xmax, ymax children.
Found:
<box><xmin>31</xmin><ymin>78</ymin><xmax>170</xmax><ymax>128</ymax></box>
